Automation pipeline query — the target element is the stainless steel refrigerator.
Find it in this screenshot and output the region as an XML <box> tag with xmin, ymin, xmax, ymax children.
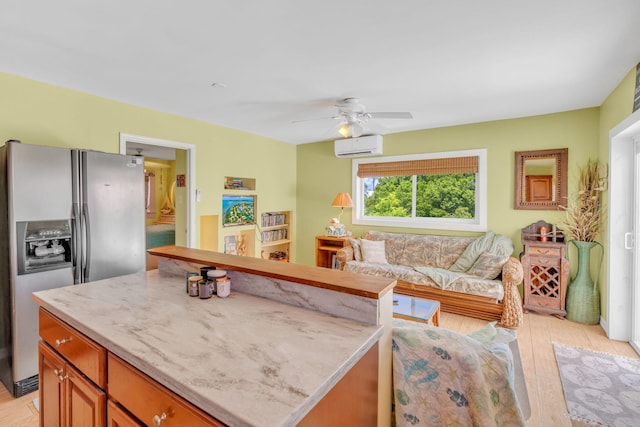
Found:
<box><xmin>0</xmin><ymin>141</ymin><xmax>145</xmax><ymax>397</ymax></box>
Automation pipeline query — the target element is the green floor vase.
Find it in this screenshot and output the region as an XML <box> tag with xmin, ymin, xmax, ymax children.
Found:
<box><xmin>565</xmin><ymin>240</ymin><xmax>603</xmax><ymax>325</ymax></box>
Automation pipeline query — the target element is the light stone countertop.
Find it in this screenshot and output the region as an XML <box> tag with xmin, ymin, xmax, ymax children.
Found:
<box><xmin>33</xmin><ymin>270</ymin><xmax>383</xmax><ymax>427</ymax></box>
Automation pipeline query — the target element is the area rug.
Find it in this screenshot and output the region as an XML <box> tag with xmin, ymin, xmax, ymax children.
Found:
<box><xmin>553</xmin><ymin>342</ymin><xmax>640</xmax><ymax>427</ymax></box>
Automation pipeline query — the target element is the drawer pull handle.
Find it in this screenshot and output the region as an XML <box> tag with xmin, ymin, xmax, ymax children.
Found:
<box><xmin>153</xmin><ymin>412</ymin><xmax>167</xmax><ymax>426</ymax></box>
<box><xmin>55</xmin><ymin>337</ymin><xmax>72</xmax><ymax>347</ymax></box>
<box><xmin>57</xmin><ymin>373</ymin><xmax>68</xmax><ymax>382</ymax></box>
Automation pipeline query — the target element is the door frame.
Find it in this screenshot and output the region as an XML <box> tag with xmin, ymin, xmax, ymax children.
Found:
<box><xmin>119</xmin><ymin>133</ymin><xmax>196</xmax><ymax>247</ymax></box>
<box><xmin>608</xmin><ymin>108</ymin><xmax>640</xmax><ymax>344</ymax></box>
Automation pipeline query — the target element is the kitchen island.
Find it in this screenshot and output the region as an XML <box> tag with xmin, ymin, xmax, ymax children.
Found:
<box><xmin>34</xmin><ymin>246</ymin><xmax>396</xmax><ymax>426</ymax></box>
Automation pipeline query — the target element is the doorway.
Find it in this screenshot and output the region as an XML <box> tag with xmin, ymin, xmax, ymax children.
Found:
<box><xmin>608</xmin><ymin>109</ymin><xmax>640</xmax><ymax>354</ymax></box>
<box><xmin>119</xmin><ymin>133</ymin><xmax>196</xmax><ymax>249</ymax></box>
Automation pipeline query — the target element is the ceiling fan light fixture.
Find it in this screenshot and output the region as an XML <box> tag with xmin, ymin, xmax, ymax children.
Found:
<box><xmin>351</xmin><ymin>122</ymin><xmax>363</xmax><ymax>138</ymax></box>
<box><xmin>337</xmin><ymin>122</ymin><xmax>364</xmax><ymax>138</ymax></box>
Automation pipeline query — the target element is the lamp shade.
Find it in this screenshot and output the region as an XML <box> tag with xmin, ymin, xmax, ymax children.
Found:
<box><xmin>331</xmin><ymin>192</ymin><xmax>353</xmax><ymax>208</ymax></box>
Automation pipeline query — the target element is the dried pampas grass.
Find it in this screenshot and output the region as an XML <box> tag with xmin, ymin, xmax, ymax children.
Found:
<box><xmin>561</xmin><ymin>159</ymin><xmax>607</xmax><ymax>242</ymax></box>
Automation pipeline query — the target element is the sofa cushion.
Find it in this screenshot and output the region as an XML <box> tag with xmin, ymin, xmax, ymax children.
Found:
<box><xmin>348</xmin><ymin>237</ymin><xmax>363</xmax><ymax>261</ymax></box>
<box><xmin>345</xmin><ymin>261</ymin><xmax>504</xmax><ymax>300</ymax></box>
<box><xmin>366</xmin><ymin>230</ymin><xmax>475</xmax><ymax>269</ymax></box>
<box><xmin>360</xmin><ymin>239</ymin><xmax>388</xmax><ymax>263</ymax></box>
<box><xmin>396</xmin><ymin>233</ymin><xmax>442</xmax><ymax>268</ymax></box>
<box><xmin>449</xmin><ymin>231</ymin><xmax>496</xmax><ymax>272</ymax></box>
<box><xmin>467</xmin><ymin>252</ymin><xmax>510</xmax><ymax>279</ymax></box>
<box><xmin>449</xmin><ymin>232</ymin><xmax>514</xmax><ymax>274</ymax></box>
<box><xmin>366</xmin><ymin>231</ymin><xmax>406</xmax><ymax>264</ymax></box>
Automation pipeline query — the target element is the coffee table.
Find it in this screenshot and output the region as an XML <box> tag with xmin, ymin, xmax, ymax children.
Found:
<box><xmin>392</xmin><ymin>293</ymin><xmax>440</xmax><ymax>326</ymax></box>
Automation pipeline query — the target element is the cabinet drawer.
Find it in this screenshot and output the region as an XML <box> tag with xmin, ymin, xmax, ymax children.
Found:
<box><xmin>527</xmin><ymin>246</ymin><xmax>561</xmax><ymax>257</ymax></box>
<box><xmin>108</xmin><ymin>353</ymin><xmax>223</xmax><ymax>427</ymax></box>
<box><xmin>39</xmin><ymin>308</ymin><xmax>106</xmax><ymax>388</ymax></box>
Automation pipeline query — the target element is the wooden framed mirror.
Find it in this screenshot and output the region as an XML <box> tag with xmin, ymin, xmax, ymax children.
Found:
<box><xmin>514</xmin><ymin>148</ymin><xmax>568</xmax><ymax>210</ymax></box>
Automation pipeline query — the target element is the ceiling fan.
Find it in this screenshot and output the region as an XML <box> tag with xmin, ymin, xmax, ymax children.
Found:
<box><xmin>333</xmin><ymin>98</ymin><xmax>413</xmax><ymax>138</ymax></box>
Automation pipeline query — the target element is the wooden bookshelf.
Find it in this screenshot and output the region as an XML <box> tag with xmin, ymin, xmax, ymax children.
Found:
<box><xmin>315</xmin><ymin>235</ymin><xmax>350</xmax><ymax>269</ymax></box>
<box><xmin>260</xmin><ymin>211</ymin><xmax>292</xmax><ymax>262</ymax></box>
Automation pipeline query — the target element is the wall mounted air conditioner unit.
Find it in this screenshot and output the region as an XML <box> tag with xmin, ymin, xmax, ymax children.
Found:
<box><xmin>334</xmin><ymin>135</ymin><xmax>383</xmax><ymax>158</ymax></box>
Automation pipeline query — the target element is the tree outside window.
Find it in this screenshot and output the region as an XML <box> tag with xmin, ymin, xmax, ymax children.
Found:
<box><xmin>352</xmin><ymin>149</ymin><xmax>487</xmax><ymax>231</ymax></box>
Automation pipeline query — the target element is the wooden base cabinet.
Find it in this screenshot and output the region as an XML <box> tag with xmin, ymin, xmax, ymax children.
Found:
<box><xmin>107</xmin><ymin>400</ymin><xmax>143</xmax><ymax>427</ymax></box>
<box><xmin>39</xmin><ymin>341</ymin><xmax>106</xmax><ymax>427</ymax></box>
<box><xmin>520</xmin><ymin>222</ymin><xmax>569</xmax><ymax>317</ymax></box>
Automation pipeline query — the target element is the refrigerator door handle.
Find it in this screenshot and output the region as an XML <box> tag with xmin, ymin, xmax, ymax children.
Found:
<box><xmin>72</xmin><ymin>203</ymin><xmax>82</xmax><ymax>284</ymax></box>
<box><xmin>81</xmin><ymin>202</ymin><xmax>90</xmax><ymax>282</ymax></box>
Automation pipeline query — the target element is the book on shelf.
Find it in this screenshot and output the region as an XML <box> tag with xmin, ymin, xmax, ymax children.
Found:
<box><xmin>261</xmin><ymin>228</ymin><xmax>288</xmax><ymax>243</ymax></box>
<box><xmin>331</xmin><ymin>254</ymin><xmax>339</xmax><ymax>269</ymax></box>
<box><xmin>261</xmin><ymin>212</ymin><xmax>287</xmax><ymax>227</ymax></box>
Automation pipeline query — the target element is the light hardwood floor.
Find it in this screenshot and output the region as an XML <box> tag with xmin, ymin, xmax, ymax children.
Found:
<box><xmin>1</xmin><ymin>312</ymin><xmax>638</xmax><ymax>426</ymax></box>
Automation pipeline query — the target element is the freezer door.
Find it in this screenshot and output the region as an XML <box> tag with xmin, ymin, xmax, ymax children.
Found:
<box><xmin>8</xmin><ymin>143</ymin><xmax>73</xmax><ymax>221</ymax></box>
<box><xmin>12</xmin><ymin>268</ymin><xmax>74</xmax><ymax>383</ymax></box>
<box><xmin>80</xmin><ymin>150</ymin><xmax>145</xmax><ymax>282</ymax></box>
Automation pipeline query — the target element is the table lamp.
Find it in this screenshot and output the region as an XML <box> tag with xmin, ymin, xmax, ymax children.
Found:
<box><xmin>329</xmin><ymin>192</ymin><xmax>353</xmax><ymax>236</ymax></box>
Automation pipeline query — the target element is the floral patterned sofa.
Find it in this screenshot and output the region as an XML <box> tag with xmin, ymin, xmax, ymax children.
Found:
<box><xmin>336</xmin><ymin>230</ymin><xmax>524</xmax><ymax>325</ymax></box>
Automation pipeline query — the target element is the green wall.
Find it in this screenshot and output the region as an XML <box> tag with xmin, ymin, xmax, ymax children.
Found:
<box><xmin>0</xmin><ymin>72</ymin><xmax>297</xmax><ymax>256</ymax></box>
<box><xmin>296</xmin><ymin>108</ymin><xmax>600</xmax><ymax>264</ymax></box>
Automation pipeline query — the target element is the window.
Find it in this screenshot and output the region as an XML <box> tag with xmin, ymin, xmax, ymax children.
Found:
<box><xmin>352</xmin><ymin>149</ymin><xmax>487</xmax><ymax>231</ymax></box>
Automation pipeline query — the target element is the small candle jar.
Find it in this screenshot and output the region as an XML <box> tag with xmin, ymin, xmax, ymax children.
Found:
<box><xmin>216</xmin><ymin>277</ymin><xmax>231</xmax><ymax>298</ymax></box>
<box><xmin>185</xmin><ymin>272</ymin><xmax>199</xmax><ymax>293</ymax></box>
<box><xmin>539</xmin><ymin>226</ymin><xmax>548</xmax><ymax>242</ymax></box>
<box><xmin>188</xmin><ymin>275</ymin><xmax>202</xmax><ymax>297</ymax></box>
<box><xmin>207</xmin><ymin>270</ymin><xmax>227</xmax><ymax>294</ymax></box>
<box><xmin>198</xmin><ymin>279</ymin><xmax>212</xmax><ymax>299</ymax></box>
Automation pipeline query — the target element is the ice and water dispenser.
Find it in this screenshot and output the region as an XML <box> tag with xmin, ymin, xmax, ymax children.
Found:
<box><xmin>16</xmin><ymin>219</ymin><xmax>72</xmax><ymax>275</ymax></box>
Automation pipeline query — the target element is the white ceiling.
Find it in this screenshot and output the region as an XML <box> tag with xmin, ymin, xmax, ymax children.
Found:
<box><xmin>2</xmin><ymin>1</ymin><xmax>640</xmax><ymax>145</ymax></box>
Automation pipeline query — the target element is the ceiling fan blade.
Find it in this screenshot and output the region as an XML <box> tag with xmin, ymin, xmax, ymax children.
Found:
<box><xmin>368</xmin><ymin>112</ymin><xmax>413</xmax><ymax>119</ymax></box>
<box><xmin>291</xmin><ymin>116</ymin><xmax>333</xmax><ymax>124</ymax></box>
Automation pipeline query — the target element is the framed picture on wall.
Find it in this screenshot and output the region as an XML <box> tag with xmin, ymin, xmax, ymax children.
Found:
<box><xmin>222</xmin><ymin>195</ymin><xmax>256</xmax><ymax>227</ymax></box>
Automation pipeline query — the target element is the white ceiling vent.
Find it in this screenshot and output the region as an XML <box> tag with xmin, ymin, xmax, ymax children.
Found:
<box><xmin>334</xmin><ymin>135</ymin><xmax>383</xmax><ymax>158</ymax></box>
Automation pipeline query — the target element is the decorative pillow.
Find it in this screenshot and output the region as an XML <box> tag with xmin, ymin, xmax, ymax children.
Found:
<box><xmin>348</xmin><ymin>237</ymin><xmax>363</xmax><ymax>261</ymax></box>
<box><xmin>449</xmin><ymin>231</ymin><xmax>495</xmax><ymax>273</ymax></box>
<box><xmin>466</xmin><ymin>251</ymin><xmax>510</xmax><ymax>279</ymax></box>
<box><xmin>487</xmin><ymin>234</ymin><xmax>514</xmax><ymax>258</ymax></box>
<box><xmin>359</xmin><ymin>239</ymin><xmax>388</xmax><ymax>264</ymax></box>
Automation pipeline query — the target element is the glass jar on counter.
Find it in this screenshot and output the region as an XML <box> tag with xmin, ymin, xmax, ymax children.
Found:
<box><xmin>206</xmin><ymin>269</ymin><xmax>227</xmax><ymax>294</ymax></box>
<box><xmin>216</xmin><ymin>277</ymin><xmax>231</xmax><ymax>298</ymax></box>
<box><xmin>188</xmin><ymin>275</ymin><xmax>202</xmax><ymax>297</ymax></box>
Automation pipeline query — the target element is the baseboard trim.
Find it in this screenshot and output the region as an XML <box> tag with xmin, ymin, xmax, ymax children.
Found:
<box><xmin>600</xmin><ymin>315</ymin><xmax>608</xmax><ymax>336</ymax></box>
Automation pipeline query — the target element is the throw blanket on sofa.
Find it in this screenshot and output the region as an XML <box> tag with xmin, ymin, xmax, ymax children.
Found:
<box><xmin>392</xmin><ymin>319</ymin><xmax>526</xmax><ymax>427</ymax></box>
<box><xmin>412</xmin><ymin>266</ymin><xmax>462</xmax><ymax>290</ymax></box>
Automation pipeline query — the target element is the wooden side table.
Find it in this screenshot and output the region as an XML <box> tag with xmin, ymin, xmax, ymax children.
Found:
<box><xmin>315</xmin><ymin>235</ymin><xmax>349</xmax><ymax>268</ymax></box>
<box><xmin>392</xmin><ymin>294</ymin><xmax>440</xmax><ymax>326</ymax></box>
<box><xmin>520</xmin><ymin>221</ymin><xmax>569</xmax><ymax>317</ymax></box>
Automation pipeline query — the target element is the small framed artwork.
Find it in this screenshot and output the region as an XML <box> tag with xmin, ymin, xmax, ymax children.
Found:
<box><xmin>222</xmin><ymin>195</ymin><xmax>256</xmax><ymax>227</ymax></box>
<box><xmin>176</xmin><ymin>174</ymin><xmax>186</xmax><ymax>187</ymax></box>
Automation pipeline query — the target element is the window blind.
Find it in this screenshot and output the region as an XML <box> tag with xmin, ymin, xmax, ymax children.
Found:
<box><xmin>356</xmin><ymin>156</ymin><xmax>478</xmax><ymax>178</ymax></box>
